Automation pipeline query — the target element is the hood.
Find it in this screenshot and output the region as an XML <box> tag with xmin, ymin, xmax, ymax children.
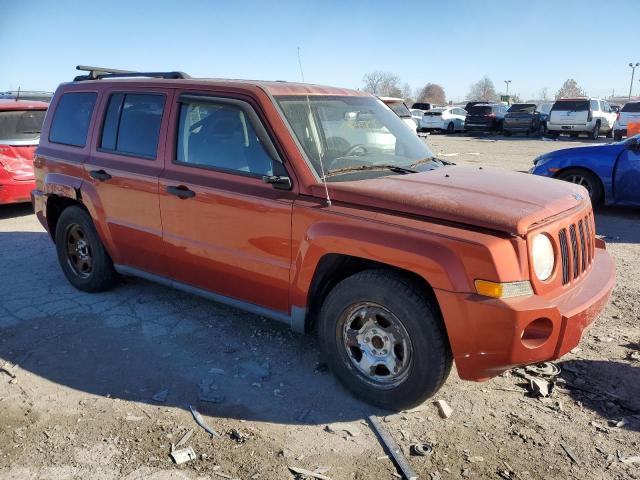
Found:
<box><xmin>540</xmin><ymin>142</ymin><xmax>626</xmax><ymax>162</ymax></box>
<box><xmin>0</xmin><ymin>144</ymin><xmax>36</xmax><ymax>181</ymax></box>
<box><xmin>319</xmin><ymin>165</ymin><xmax>589</xmax><ymax>235</ymax></box>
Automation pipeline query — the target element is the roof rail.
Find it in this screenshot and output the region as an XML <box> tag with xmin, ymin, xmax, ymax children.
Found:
<box><xmin>74</xmin><ymin>65</ymin><xmax>190</xmax><ymax>81</ymax></box>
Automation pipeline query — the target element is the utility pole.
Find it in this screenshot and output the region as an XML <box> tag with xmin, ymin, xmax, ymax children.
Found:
<box><xmin>504</xmin><ymin>80</ymin><xmax>512</xmax><ymax>96</ymax></box>
<box><xmin>629</xmin><ymin>62</ymin><xmax>639</xmax><ymax>100</ymax></box>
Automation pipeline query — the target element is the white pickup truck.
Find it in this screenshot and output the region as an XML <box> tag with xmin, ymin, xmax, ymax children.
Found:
<box><xmin>547</xmin><ymin>98</ymin><xmax>616</xmax><ymax>140</ymax></box>
<box><xmin>614</xmin><ymin>101</ymin><xmax>640</xmax><ymax>140</ymax></box>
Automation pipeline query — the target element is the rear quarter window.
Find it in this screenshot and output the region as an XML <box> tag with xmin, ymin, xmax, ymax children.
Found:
<box><xmin>100</xmin><ymin>93</ymin><xmax>165</xmax><ymax>159</ymax></box>
<box><xmin>49</xmin><ymin>92</ymin><xmax>97</xmax><ymax>147</ymax></box>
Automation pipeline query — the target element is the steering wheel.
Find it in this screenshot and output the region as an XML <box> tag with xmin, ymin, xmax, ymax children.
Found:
<box><xmin>345</xmin><ymin>144</ymin><xmax>368</xmax><ymax>157</ymax></box>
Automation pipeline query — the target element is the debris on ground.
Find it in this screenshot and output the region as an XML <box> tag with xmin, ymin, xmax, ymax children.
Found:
<box><xmin>435</xmin><ymin>399</ymin><xmax>453</xmax><ymax>418</ymax></box>
<box><xmin>170</xmin><ymin>445</ymin><xmax>197</xmax><ymax>465</ymax></box>
<box><xmin>368</xmin><ymin>415</ymin><xmax>418</xmax><ymax>480</ymax></box>
<box><xmin>175</xmin><ymin>428</ymin><xmax>194</xmax><ymax>448</ymax></box>
<box><xmin>288</xmin><ymin>466</ymin><xmax>333</xmax><ymax>480</ymax></box>
<box><xmin>525</xmin><ymin>362</ymin><xmax>561</xmax><ymax>377</ymax></box>
<box><xmin>189</xmin><ymin>404</ymin><xmax>220</xmax><ymax>438</ymax></box>
<box><xmin>151</xmin><ymin>388</ymin><xmax>169</xmax><ymax>402</ymax></box>
<box><xmin>0</xmin><ymin>361</ymin><xmax>18</xmax><ymax>379</ymax></box>
<box><xmin>324</xmin><ymin>422</ymin><xmax>361</xmax><ymax>438</ymax></box>
<box><xmin>229</xmin><ymin>428</ymin><xmax>250</xmax><ymax>444</ymax></box>
<box><xmin>529</xmin><ymin>377</ymin><xmax>552</xmax><ymax>397</ymax></box>
<box><xmin>620</xmin><ymin>455</ymin><xmax>640</xmax><ymax>464</ymax></box>
<box><xmin>410</xmin><ymin>443</ymin><xmax>433</xmax><ymax>457</ymax></box>
<box><xmin>560</xmin><ymin>442</ymin><xmax>579</xmax><ymax>464</ymax></box>
<box><xmin>628</xmin><ymin>351</ymin><xmax>640</xmax><ymax>361</ymax></box>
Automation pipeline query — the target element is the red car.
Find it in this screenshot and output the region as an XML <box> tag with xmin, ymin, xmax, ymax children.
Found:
<box><xmin>0</xmin><ymin>99</ymin><xmax>48</xmax><ymax>205</ymax></box>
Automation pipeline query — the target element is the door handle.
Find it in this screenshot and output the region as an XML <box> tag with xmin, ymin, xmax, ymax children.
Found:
<box><xmin>89</xmin><ymin>169</ymin><xmax>112</xmax><ymax>181</ymax></box>
<box><xmin>166</xmin><ymin>185</ymin><xmax>196</xmax><ymax>199</ymax></box>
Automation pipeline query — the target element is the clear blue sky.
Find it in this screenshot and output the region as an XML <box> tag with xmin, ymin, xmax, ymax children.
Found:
<box><xmin>2</xmin><ymin>0</ymin><xmax>639</xmax><ymax>101</ymax></box>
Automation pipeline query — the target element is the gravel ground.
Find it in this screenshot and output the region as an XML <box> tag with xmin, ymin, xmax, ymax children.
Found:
<box><xmin>0</xmin><ymin>134</ymin><xmax>638</xmax><ymax>480</ymax></box>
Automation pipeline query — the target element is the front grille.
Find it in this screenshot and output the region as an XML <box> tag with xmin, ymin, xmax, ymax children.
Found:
<box><xmin>557</xmin><ymin>212</ymin><xmax>596</xmax><ymax>285</ymax></box>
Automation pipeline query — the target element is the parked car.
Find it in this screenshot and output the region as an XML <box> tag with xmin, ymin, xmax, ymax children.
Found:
<box><xmin>0</xmin><ymin>99</ymin><xmax>48</xmax><ymax>205</ymax></box>
<box><xmin>547</xmin><ymin>98</ymin><xmax>616</xmax><ymax>140</ymax></box>
<box><xmin>502</xmin><ymin>103</ymin><xmax>543</xmax><ymax>136</ymax></box>
<box><xmin>412</xmin><ymin>102</ymin><xmax>432</xmax><ymax>111</ymax></box>
<box><xmin>379</xmin><ymin>97</ymin><xmax>417</xmax><ymax>132</ymax></box>
<box><xmin>613</xmin><ymin>101</ymin><xmax>640</xmax><ymax>141</ymax></box>
<box><xmin>0</xmin><ymin>91</ymin><xmax>53</xmax><ymax>103</ymax></box>
<box><xmin>610</xmin><ymin>104</ymin><xmax>621</xmax><ymax>114</ymax></box>
<box><xmin>464</xmin><ymin>103</ymin><xmax>507</xmax><ymax>133</ymax></box>
<box><xmin>530</xmin><ymin>134</ymin><xmax>640</xmax><ymax>206</ymax></box>
<box><xmin>409</xmin><ymin>108</ymin><xmax>425</xmax><ymax>127</ymax></box>
<box><xmin>464</xmin><ymin>101</ymin><xmax>484</xmax><ymax>112</ymax></box>
<box><xmin>419</xmin><ymin>107</ymin><xmax>467</xmax><ymax>133</ymax></box>
<box><xmin>33</xmin><ymin>66</ymin><xmax>614</xmax><ymax>410</ymax></box>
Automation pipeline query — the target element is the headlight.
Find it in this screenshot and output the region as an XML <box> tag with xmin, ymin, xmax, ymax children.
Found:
<box><xmin>533</xmin><ymin>154</ymin><xmax>552</xmax><ymax>166</ymax></box>
<box><xmin>532</xmin><ymin>234</ymin><xmax>555</xmax><ymax>281</ymax></box>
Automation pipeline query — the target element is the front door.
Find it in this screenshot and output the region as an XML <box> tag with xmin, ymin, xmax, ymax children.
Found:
<box><xmin>85</xmin><ymin>88</ymin><xmax>172</xmax><ymax>275</ymax></box>
<box><xmin>159</xmin><ymin>92</ymin><xmax>295</xmax><ymax>314</ymax></box>
<box><xmin>614</xmin><ymin>142</ymin><xmax>640</xmax><ymax>206</ymax></box>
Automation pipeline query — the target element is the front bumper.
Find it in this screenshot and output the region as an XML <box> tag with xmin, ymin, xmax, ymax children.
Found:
<box><xmin>503</xmin><ymin>122</ymin><xmax>533</xmax><ymax>132</ymax></box>
<box><xmin>0</xmin><ymin>180</ymin><xmax>35</xmax><ymax>205</ymax></box>
<box><xmin>435</xmin><ymin>244</ymin><xmax>615</xmax><ymax>381</ymax></box>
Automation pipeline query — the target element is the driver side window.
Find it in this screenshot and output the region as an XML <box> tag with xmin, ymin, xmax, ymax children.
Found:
<box><xmin>176</xmin><ymin>101</ymin><xmax>273</xmax><ymax>176</ymax></box>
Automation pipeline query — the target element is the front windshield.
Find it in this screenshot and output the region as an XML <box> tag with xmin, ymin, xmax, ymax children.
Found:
<box><xmin>276</xmin><ymin>95</ymin><xmax>435</xmax><ymax>181</ymax></box>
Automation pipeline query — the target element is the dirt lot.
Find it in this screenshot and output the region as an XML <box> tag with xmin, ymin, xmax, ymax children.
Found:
<box><xmin>1</xmin><ymin>134</ymin><xmax>638</xmax><ymax>480</ymax></box>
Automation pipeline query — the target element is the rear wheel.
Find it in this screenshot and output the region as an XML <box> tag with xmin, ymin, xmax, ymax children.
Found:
<box><xmin>318</xmin><ymin>270</ymin><xmax>452</xmax><ymax>410</ymax></box>
<box><xmin>570</xmin><ymin>133</ymin><xmax>579</xmax><ymax>138</ymax></box>
<box><xmin>556</xmin><ymin>168</ymin><xmax>603</xmax><ymax>205</ymax></box>
<box><xmin>446</xmin><ymin>122</ymin><xmax>454</xmax><ymax>134</ymax></box>
<box><xmin>590</xmin><ymin>123</ymin><xmax>600</xmax><ymax>140</ymax></box>
<box><xmin>55</xmin><ymin>206</ymin><xmax>118</xmax><ymax>292</ymax></box>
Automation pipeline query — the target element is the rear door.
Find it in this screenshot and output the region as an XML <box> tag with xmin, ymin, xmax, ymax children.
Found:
<box><xmin>550</xmin><ymin>100</ymin><xmax>589</xmax><ymax>125</ymax></box>
<box><xmin>613</xmin><ymin>142</ymin><xmax>640</xmax><ymax>206</ymax></box>
<box><xmin>158</xmin><ymin>91</ymin><xmax>295</xmax><ymax>313</ymax></box>
<box><xmin>84</xmin><ymin>88</ymin><xmax>172</xmax><ymax>276</ymax></box>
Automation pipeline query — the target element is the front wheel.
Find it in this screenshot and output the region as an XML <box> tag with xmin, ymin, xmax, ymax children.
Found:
<box><xmin>446</xmin><ymin>122</ymin><xmax>454</xmax><ymax>134</ymax></box>
<box><xmin>318</xmin><ymin>270</ymin><xmax>452</xmax><ymax>410</ymax></box>
<box><xmin>55</xmin><ymin>206</ymin><xmax>118</xmax><ymax>292</ymax></box>
<box><xmin>556</xmin><ymin>168</ymin><xmax>603</xmax><ymax>205</ymax></box>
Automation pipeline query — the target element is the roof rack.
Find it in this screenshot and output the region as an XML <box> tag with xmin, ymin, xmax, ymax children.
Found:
<box><xmin>73</xmin><ymin>65</ymin><xmax>190</xmax><ymax>81</ymax></box>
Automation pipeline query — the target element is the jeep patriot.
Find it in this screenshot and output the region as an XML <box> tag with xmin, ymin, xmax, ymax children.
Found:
<box><xmin>32</xmin><ymin>66</ymin><xmax>615</xmax><ymax>409</ymax></box>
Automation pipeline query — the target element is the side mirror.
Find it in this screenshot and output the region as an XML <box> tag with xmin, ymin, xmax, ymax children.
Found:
<box><xmin>262</xmin><ymin>175</ymin><xmax>292</xmax><ymax>190</ymax></box>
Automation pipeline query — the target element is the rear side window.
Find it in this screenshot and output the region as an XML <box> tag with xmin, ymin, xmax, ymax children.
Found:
<box><xmin>621</xmin><ymin>102</ymin><xmax>640</xmax><ymax>112</ymax></box>
<box><xmin>49</xmin><ymin>92</ymin><xmax>97</xmax><ymax>147</ymax></box>
<box><xmin>100</xmin><ymin>93</ymin><xmax>165</xmax><ymax>159</ymax></box>
<box><xmin>387</xmin><ymin>102</ymin><xmax>411</xmax><ymax>117</ymax></box>
<box><xmin>590</xmin><ymin>100</ymin><xmax>600</xmax><ymax>111</ymax></box>
<box><xmin>552</xmin><ymin>100</ymin><xmax>589</xmax><ymax>112</ymax></box>
<box><xmin>0</xmin><ymin>109</ymin><xmax>46</xmax><ymax>141</ymax></box>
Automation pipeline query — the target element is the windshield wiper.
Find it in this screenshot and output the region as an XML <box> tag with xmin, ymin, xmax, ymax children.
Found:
<box><xmin>326</xmin><ymin>164</ymin><xmax>417</xmax><ymax>177</ymax></box>
<box><xmin>409</xmin><ymin>156</ymin><xmax>440</xmax><ymax>168</ymax></box>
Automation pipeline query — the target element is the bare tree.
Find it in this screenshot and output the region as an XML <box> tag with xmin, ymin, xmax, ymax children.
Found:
<box><xmin>465</xmin><ymin>76</ymin><xmax>498</xmax><ymax>102</ymax></box>
<box><xmin>555</xmin><ymin>79</ymin><xmax>586</xmax><ymax>99</ymax></box>
<box><xmin>539</xmin><ymin>87</ymin><xmax>549</xmax><ymax>101</ymax></box>
<box><xmin>417</xmin><ymin>83</ymin><xmax>446</xmax><ymax>105</ymax></box>
<box><xmin>362</xmin><ymin>71</ymin><xmax>402</xmax><ymax>97</ymax></box>
<box><xmin>401</xmin><ymin>83</ymin><xmax>414</xmax><ymax>104</ymax></box>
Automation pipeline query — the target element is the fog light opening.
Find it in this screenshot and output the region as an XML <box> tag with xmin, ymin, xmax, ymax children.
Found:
<box><xmin>521</xmin><ymin>317</ymin><xmax>553</xmax><ymax>349</ymax></box>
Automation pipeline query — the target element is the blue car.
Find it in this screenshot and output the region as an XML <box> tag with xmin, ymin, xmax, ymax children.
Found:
<box><xmin>530</xmin><ymin>135</ymin><xmax>640</xmax><ymax>206</ymax></box>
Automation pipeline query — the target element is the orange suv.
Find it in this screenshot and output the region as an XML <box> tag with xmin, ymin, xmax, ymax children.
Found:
<box><xmin>32</xmin><ymin>66</ymin><xmax>615</xmax><ymax>410</ymax></box>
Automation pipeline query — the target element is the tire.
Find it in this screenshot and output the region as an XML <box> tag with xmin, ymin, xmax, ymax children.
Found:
<box><xmin>446</xmin><ymin>122</ymin><xmax>454</xmax><ymax>134</ymax></box>
<box><xmin>570</xmin><ymin>133</ymin><xmax>579</xmax><ymax>138</ymax></box>
<box><xmin>55</xmin><ymin>205</ymin><xmax>118</xmax><ymax>292</ymax></box>
<box><xmin>318</xmin><ymin>270</ymin><xmax>452</xmax><ymax>410</ymax></box>
<box><xmin>590</xmin><ymin>123</ymin><xmax>600</xmax><ymax>140</ymax></box>
<box><xmin>504</xmin><ymin>131</ymin><xmax>512</xmax><ymax>137</ymax></box>
<box><xmin>556</xmin><ymin>168</ymin><xmax>603</xmax><ymax>205</ymax></box>
<box><xmin>605</xmin><ymin>128</ymin><xmax>613</xmax><ymax>139</ymax></box>
<box><xmin>538</xmin><ymin>122</ymin><xmax>547</xmax><ymax>136</ymax></box>
<box><xmin>614</xmin><ymin>131</ymin><xmax>623</xmax><ymax>141</ymax></box>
